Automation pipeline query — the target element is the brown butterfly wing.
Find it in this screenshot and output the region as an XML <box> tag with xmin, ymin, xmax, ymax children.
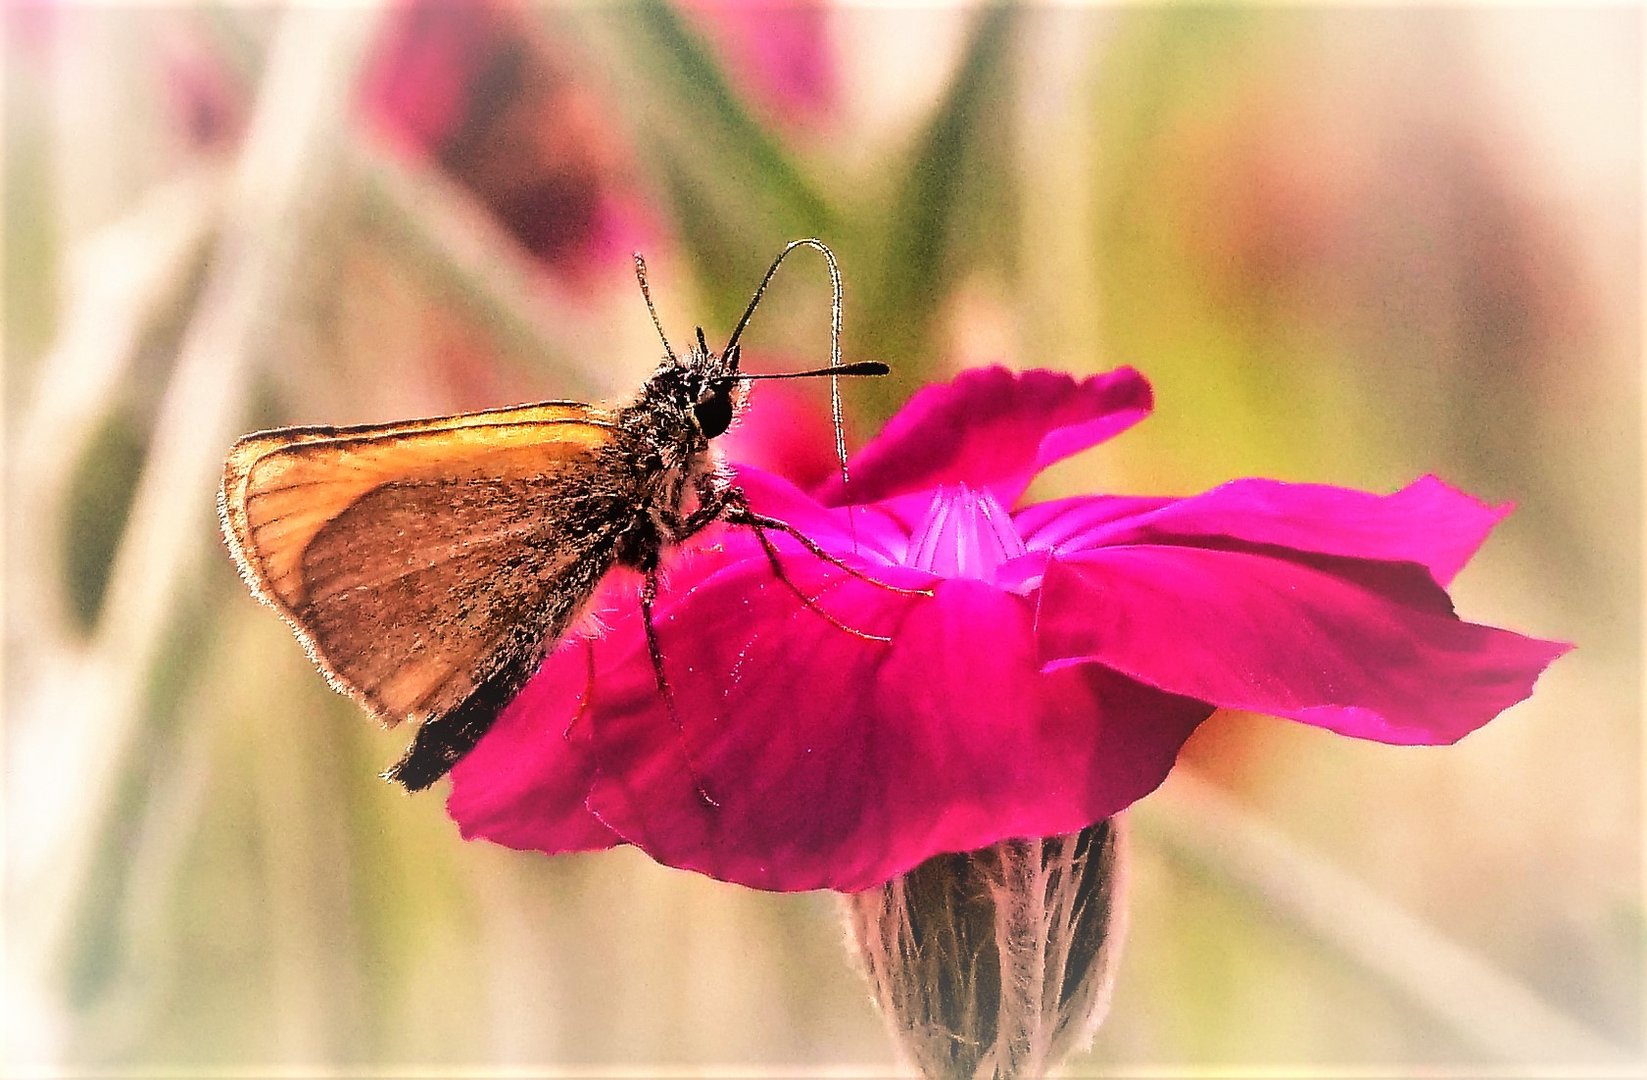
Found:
<box><xmin>220</xmin><ymin>402</ymin><xmax>622</xmax><ymax>726</ymax></box>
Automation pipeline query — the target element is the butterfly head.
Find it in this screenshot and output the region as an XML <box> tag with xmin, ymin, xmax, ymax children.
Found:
<box><xmin>630</xmin><ymin>246</ymin><xmax>888</xmax><ymax>446</ymax></box>
<box><xmin>679</xmin><ymin>326</ymin><xmax>743</xmax><ymax>440</ymax></box>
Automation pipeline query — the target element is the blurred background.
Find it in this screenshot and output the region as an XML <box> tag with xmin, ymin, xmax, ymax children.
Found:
<box><xmin>2</xmin><ymin>0</ymin><xmax>1640</xmax><ymax>1073</ymax></box>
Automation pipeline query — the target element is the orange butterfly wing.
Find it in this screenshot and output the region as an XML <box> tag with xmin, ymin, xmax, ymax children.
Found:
<box><xmin>219</xmin><ymin>401</ymin><xmax>620</xmax><ymax>726</ymax></box>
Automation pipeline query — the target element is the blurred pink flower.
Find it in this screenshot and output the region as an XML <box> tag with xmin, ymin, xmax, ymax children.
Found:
<box><xmin>681</xmin><ymin>0</ymin><xmax>838</xmax><ymax>128</ymax></box>
<box><xmin>359</xmin><ymin>0</ymin><xmax>648</xmax><ymax>280</ymax></box>
<box><xmin>159</xmin><ymin>25</ymin><xmax>242</xmax><ymax>152</ymax></box>
<box><xmin>448</xmin><ymin>367</ymin><xmax>1569</xmax><ymax>892</ymax></box>
<box><xmin>133</xmin><ymin>1</ymin><xmax>647</xmax><ymax>280</ymax></box>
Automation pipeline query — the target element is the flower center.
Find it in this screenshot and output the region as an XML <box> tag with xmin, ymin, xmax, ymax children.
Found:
<box><xmin>906</xmin><ymin>484</ymin><xmax>1028</xmax><ymax>580</ymax></box>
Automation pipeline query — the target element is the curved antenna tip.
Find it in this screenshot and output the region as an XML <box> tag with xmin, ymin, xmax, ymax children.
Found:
<box><xmin>632</xmin><ymin>252</ymin><xmax>679</xmax><ymax>365</ymax></box>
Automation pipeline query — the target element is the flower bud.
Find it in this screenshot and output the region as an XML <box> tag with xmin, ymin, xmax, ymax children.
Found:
<box><xmin>843</xmin><ymin>818</ymin><xmax>1128</xmax><ymax>1079</ymax></box>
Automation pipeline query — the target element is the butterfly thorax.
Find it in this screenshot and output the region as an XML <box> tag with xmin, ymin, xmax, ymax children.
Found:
<box><xmin>606</xmin><ymin>356</ymin><xmax>745</xmax><ymax>571</ymax></box>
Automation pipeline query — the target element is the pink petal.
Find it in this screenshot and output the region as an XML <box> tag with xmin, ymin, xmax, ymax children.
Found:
<box><xmin>447</xmin><ymin>632</ymin><xmax>623</xmax><ymax>855</ymax></box>
<box><xmin>1037</xmin><ymin>546</ymin><xmax>1571</xmax><ymax>745</ymax></box>
<box><xmin>562</xmin><ymin>557</ymin><xmax>1205</xmax><ymax>892</ymax></box>
<box><xmin>1012</xmin><ymin>494</ymin><xmax>1177</xmax><ymax>553</ymax></box>
<box><xmin>732</xmin><ymin>465</ymin><xmax>913</xmax><ymax>565</ymax></box>
<box><xmin>446</xmin><ymin>516</ymin><xmax>904</xmax><ymax>869</ymax></box>
<box><xmin>817</xmin><ymin>367</ymin><xmax>1153</xmax><ymax>508</ymax></box>
<box><xmin>1017</xmin><ymin>475</ymin><xmax>1508</xmax><ymax>586</ymax></box>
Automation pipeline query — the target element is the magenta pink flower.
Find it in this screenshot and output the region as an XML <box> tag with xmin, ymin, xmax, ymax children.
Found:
<box><xmin>447</xmin><ymin>367</ymin><xmax>1569</xmax><ymax>892</ymax></box>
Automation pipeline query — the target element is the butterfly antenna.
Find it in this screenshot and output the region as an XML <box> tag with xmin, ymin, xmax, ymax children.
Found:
<box><xmin>633</xmin><ymin>253</ymin><xmax>679</xmax><ymax>366</ymax></box>
<box><xmin>724</xmin><ymin>239</ymin><xmax>858</xmax><ymax>548</ymax></box>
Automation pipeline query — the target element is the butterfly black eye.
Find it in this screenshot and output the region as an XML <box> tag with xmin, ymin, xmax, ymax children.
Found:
<box><xmin>694</xmin><ymin>388</ymin><xmax>733</xmax><ymax>439</ymax></box>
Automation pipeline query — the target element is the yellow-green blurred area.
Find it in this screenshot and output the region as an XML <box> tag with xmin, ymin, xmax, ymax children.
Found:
<box><xmin>2</xmin><ymin>1</ymin><xmax>1640</xmax><ymax>1073</ymax></box>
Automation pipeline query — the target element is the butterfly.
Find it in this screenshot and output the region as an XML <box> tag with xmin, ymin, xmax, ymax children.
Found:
<box><xmin>219</xmin><ymin>239</ymin><xmax>899</xmax><ymax>792</ymax></box>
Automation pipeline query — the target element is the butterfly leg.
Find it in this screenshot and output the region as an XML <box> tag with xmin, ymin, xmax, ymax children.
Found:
<box><xmin>660</xmin><ymin>482</ymin><xmax>925</xmax><ymax>642</ymax></box>
<box><xmin>560</xmin><ymin>638</ymin><xmax>598</xmax><ymax>743</ymax></box>
<box><xmin>641</xmin><ymin>567</ymin><xmax>721</xmax><ymax>810</ymax></box>
<box><xmin>742</xmin><ymin>522</ymin><xmax>892</xmax><ymax>643</ymax></box>
<box><xmin>715</xmin><ymin>488</ymin><xmax>931</xmax><ymax>599</ymax></box>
